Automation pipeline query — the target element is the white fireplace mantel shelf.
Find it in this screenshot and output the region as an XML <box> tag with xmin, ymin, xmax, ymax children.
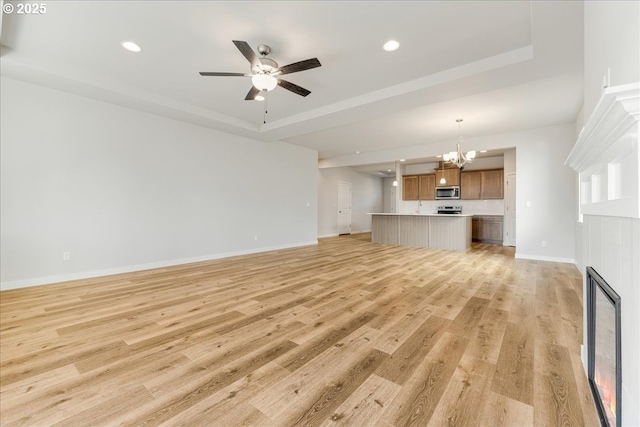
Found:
<box><xmin>566</xmin><ymin>82</ymin><xmax>640</xmax><ymax>218</ymax></box>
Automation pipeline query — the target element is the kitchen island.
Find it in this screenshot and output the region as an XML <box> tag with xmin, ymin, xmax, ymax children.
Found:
<box><xmin>368</xmin><ymin>213</ymin><xmax>472</xmax><ymax>251</ymax></box>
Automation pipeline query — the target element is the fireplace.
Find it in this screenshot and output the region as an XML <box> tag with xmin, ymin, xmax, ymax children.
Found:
<box><xmin>587</xmin><ymin>267</ymin><xmax>622</xmax><ymax>427</ymax></box>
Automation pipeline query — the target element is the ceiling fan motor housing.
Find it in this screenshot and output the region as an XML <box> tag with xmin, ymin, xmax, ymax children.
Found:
<box><xmin>257</xmin><ymin>44</ymin><xmax>271</xmax><ymax>56</ymax></box>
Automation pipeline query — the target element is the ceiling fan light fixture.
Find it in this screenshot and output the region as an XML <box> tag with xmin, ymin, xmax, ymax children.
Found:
<box><xmin>199</xmin><ymin>40</ymin><xmax>321</xmax><ymax>108</ymax></box>
<box><xmin>252</xmin><ymin>74</ymin><xmax>277</xmax><ymax>91</ymax></box>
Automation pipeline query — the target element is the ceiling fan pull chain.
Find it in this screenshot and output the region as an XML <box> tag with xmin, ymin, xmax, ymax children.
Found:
<box><xmin>264</xmin><ymin>91</ymin><xmax>268</xmax><ymax>124</ymax></box>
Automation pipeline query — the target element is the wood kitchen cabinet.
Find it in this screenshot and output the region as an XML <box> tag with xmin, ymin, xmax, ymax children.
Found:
<box><xmin>402</xmin><ymin>174</ymin><xmax>436</xmax><ymax>200</ymax></box>
<box><xmin>403</xmin><ymin>175</ymin><xmax>419</xmax><ymax>200</ymax></box>
<box><xmin>418</xmin><ymin>174</ymin><xmax>436</xmax><ymax>200</ymax></box>
<box><xmin>480</xmin><ymin>169</ymin><xmax>504</xmax><ymax>199</ymax></box>
<box><xmin>472</xmin><ymin>215</ymin><xmax>503</xmax><ymax>244</ymax></box>
<box><xmin>461</xmin><ymin>169</ymin><xmax>504</xmax><ymax>199</ymax></box>
<box><xmin>461</xmin><ymin>171</ymin><xmax>481</xmax><ymax>199</ymax></box>
<box><xmin>435</xmin><ymin>168</ymin><xmax>460</xmax><ymax>187</ymax></box>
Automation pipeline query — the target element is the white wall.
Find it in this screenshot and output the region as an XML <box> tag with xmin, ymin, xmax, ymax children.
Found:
<box><xmin>382</xmin><ymin>177</ymin><xmax>397</xmax><ymax>213</ymax></box>
<box><xmin>583</xmin><ymin>0</ymin><xmax>640</xmax><ymax>123</ymax></box>
<box><xmin>515</xmin><ymin>125</ymin><xmax>576</xmax><ymax>262</ymax></box>
<box><xmin>317</xmin><ymin>167</ymin><xmax>383</xmax><ymax>237</ymax></box>
<box><xmin>0</xmin><ymin>77</ymin><xmax>318</xmax><ymax>289</ymax></box>
<box><xmin>404</xmin><ymin>162</ymin><xmax>439</xmax><ymax>175</ymax></box>
<box><xmin>504</xmin><ymin>148</ymin><xmax>516</xmax><ymax>177</ymax></box>
<box><xmin>460</xmin><ymin>156</ymin><xmax>505</xmax><ymax>172</ymax></box>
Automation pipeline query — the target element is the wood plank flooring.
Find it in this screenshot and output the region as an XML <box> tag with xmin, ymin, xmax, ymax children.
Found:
<box><xmin>0</xmin><ymin>234</ymin><xmax>600</xmax><ymax>426</ymax></box>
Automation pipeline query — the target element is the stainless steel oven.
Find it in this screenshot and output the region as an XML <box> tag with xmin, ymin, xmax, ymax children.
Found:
<box><xmin>435</xmin><ymin>186</ymin><xmax>460</xmax><ymax>200</ymax></box>
<box><xmin>437</xmin><ymin>206</ymin><xmax>462</xmax><ymax>214</ymax></box>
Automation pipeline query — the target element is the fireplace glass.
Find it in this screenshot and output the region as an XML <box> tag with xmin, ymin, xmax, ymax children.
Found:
<box><xmin>587</xmin><ymin>267</ymin><xmax>621</xmax><ymax>427</ymax></box>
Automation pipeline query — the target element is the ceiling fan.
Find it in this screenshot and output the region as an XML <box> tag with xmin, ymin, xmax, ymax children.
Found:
<box><xmin>199</xmin><ymin>40</ymin><xmax>321</xmax><ymax>101</ymax></box>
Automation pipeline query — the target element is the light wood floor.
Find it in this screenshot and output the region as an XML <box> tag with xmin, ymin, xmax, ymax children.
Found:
<box><xmin>0</xmin><ymin>234</ymin><xmax>600</xmax><ymax>426</ymax></box>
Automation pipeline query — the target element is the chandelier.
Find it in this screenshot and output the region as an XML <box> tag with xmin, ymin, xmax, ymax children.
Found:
<box><xmin>443</xmin><ymin>119</ymin><xmax>476</xmax><ymax>168</ymax></box>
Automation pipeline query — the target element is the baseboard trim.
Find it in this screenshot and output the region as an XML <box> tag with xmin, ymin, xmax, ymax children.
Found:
<box><xmin>352</xmin><ymin>229</ymin><xmax>372</xmax><ymax>234</ymax></box>
<box><xmin>0</xmin><ymin>240</ymin><xmax>319</xmax><ymax>291</ymax></box>
<box><xmin>318</xmin><ymin>230</ymin><xmax>371</xmax><ymax>239</ymax></box>
<box><xmin>514</xmin><ymin>253</ymin><xmax>576</xmax><ymax>264</ymax></box>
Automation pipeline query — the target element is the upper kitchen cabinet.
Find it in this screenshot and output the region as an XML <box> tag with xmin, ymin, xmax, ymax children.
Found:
<box><xmin>435</xmin><ymin>168</ymin><xmax>460</xmax><ymax>187</ymax></box>
<box><xmin>418</xmin><ymin>174</ymin><xmax>436</xmax><ymax>200</ymax></box>
<box><xmin>403</xmin><ymin>175</ymin><xmax>419</xmax><ymax>200</ymax></box>
<box><xmin>461</xmin><ymin>169</ymin><xmax>504</xmax><ymax>199</ymax></box>
<box><xmin>461</xmin><ymin>171</ymin><xmax>481</xmax><ymax>199</ymax></box>
<box><xmin>402</xmin><ymin>174</ymin><xmax>436</xmax><ymax>200</ymax></box>
<box><xmin>481</xmin><ymin>169</ymin><xmax>504</xmax><ymax>199</ymax></box>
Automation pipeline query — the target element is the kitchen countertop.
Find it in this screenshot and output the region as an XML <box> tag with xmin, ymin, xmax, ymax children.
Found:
<box><xmin>367</xmin><ymin>213</ymin><xmax>474</xmax><ymax>217</ymax></box>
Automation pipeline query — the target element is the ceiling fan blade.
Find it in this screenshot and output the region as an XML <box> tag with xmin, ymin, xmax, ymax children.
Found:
<box><xmin>277</xmin><ymin>58</ymin><xmax>321</xmax><ymax>75</ymax></box>
<box><xmin>199</xmin><ymin>72</ymin><xmax>250</xmax><ymax>77</ymax></box>
<box><xmin>245</xmin><ymin>86</ymin><xmax>261</xmax><ymax>101</ymax></box>
<box><xmin>278</xmin><ymin>79</ymin><xmax>311</xmax><ymax>97</ymax></box>
<box><xmin>232</xmin><ymin>40</ymin><xmax>260</xmax><ymax>70</ymax></box>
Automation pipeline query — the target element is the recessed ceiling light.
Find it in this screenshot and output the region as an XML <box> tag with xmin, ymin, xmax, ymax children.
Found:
<box><xmin>122</xmin><ymin>41</ymin><xmax>142</xmax><ymax>53</ymax></box>
<box><xmin>254</xmin><ymin>95</ymin><xmax>265</xmax><ymax>101</ymax></box>
<box><xmin>355</xmin><ymin>151</ymin><xmax>361</xmax><ymax>154</ymax></box>
<box><xmin>387</xmin><ymin>169</ymin><xmax>392</xmax><ymax>172</ymax></box>
<box><xmin>436</xmin><ymin>155</ymin><xmax>442</xmax><ymax>158</ymax></box>
<box><xmin>400</xmin><ymin>159</ymin><xmax>406</xmax><ymax>162</ymax></box>
<box><xmin>480</xmin><ymin>150</ymin><xmax>488</xmax><ymax>153</ymax></box>
<box><xmin>383</xmin><ymin>40</ymin><xmax>400</xmax><ymax>52</ymax></box>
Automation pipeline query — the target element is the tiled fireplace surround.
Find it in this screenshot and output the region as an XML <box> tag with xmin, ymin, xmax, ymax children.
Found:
<box><xmin>566</xmin><ymin>83</ymin><xmax>640</xmax><ymax>426</ymax></box>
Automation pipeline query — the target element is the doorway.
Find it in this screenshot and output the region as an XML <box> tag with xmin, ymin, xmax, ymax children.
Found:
<box><xmin>337</xmin><ymin>181</ymin><xmax>352</xmax><ymax>235</ymax></box>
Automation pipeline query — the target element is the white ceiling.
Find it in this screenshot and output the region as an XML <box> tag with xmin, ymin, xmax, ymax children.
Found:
<box><xmin>0</xmin><ymin>1</ymin><xmax>584</xmax><ymax>166</ymax></box>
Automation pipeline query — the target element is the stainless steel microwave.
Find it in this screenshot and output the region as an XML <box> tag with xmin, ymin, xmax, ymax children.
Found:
<box><xmin>435</xmin><ymin>186</ymin><xmax>460</xmax><ymax>200</ymax></box>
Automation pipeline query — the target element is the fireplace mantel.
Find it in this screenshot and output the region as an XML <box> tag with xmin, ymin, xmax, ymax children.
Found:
<box><xmin>565</xmin><ymin>83</ymin><xmax>640</xmax><ymax>218</ymax></box>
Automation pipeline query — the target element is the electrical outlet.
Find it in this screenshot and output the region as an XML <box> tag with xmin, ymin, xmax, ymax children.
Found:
<box><xmin>63</xmin><ymin>252</ymin><xmax>71</xmax><ymax>261</ymax></box>
<box><xmin>541</xmin><ymin>241</ymin><xmax>547</xmax><ymax>247</ymax></box>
